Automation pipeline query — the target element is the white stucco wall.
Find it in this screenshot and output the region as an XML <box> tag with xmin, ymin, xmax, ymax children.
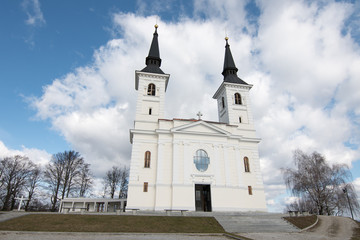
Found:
<box><xmin>127</xmin><ymin>118</ymin><xmax>267</xmax><ymax>212</ymax></box>
<box><xmin>127</xmin><ymin>70</ymin><xmax>267</xmax><ymax>212</ymax></box>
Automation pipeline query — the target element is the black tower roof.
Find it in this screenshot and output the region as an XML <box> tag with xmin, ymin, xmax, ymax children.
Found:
<box><xmin>141</xmin><ymin>25</ymin><xmax>164</xmax><ymax>74</ymax></box>
<box><xmin>222</xmin><ymin>37</ymin><xmax>248</xmax><ymax>85</ymax></box>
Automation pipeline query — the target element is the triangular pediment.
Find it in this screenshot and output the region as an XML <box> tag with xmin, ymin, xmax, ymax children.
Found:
<box><xmin>171</xmin><ymin>121</ymin><xmax>231</xmax><ymax>136</ymax></box>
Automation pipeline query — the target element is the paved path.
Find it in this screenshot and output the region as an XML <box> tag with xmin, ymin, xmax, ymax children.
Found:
<box><xmin>242</xmin><ymin>215</ymin><xmax>357</xmax><ymax>240</ymax></box>
<box><xmin>0</xmin><ymin>232</ymin><xmax>229</xmax><ymax>240</ymax></box>
<box><xmin>0</xmin><ymin>212</ymin><xmax>29</xmax><ymax>223</ymax></box>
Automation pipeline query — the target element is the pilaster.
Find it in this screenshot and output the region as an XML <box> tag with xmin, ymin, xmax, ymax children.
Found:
<box><xmin>183</xmin><ymin>143</ymin><xmax>191</xmax><ymax>184</ymax></box>
<box><xmin>235</xmin><ymin>147</ymin><xmax>243</xmax><ymax>187</ymax></box>
<box><xmin>223</xmin><ymin>145</ymin><xmax>231</xmax><ymax>186</ymax></box>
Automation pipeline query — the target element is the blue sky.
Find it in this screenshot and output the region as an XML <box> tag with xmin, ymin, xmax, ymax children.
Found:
<box><xmin>0</xmin><ymin>1</ymin><xmax>132</xmax><ymax>152</ymax></box>
<box><xmin>0</xmin><ymin>0</ymin><xmax>199</xmax><ymax>153</ymax></box>
<box><xmin>1</xmin><ymin>0</ymin><xmax>360</xmax><ymax>212</ymax></box>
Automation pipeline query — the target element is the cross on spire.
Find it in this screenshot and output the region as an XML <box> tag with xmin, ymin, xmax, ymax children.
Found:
<box><xmin>197</xmin><ymin>111</ymin><xmax>203</xmax><ymax>120</ymax></box>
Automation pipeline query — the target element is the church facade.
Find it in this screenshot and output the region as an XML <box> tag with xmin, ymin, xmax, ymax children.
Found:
<box><xmin>126</xmin><ymin>25</ymin><xmax>267</xmax><ymax>212</ymax></box>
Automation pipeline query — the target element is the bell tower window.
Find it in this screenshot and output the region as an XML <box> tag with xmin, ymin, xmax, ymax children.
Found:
<box><xmin>147</xmin><ymin>83</ymin><xmax>156</xmax><ymax>96</ymax></box>
<box><xmin>244</xmin><ymin>157</ymin><xmax>250</xmax><ymax>172</ymax></box>
<box><xmin>235</xmin><ymin>93</ymin><xmax>242</xmax><ymax>105</ymax></box>
<box><xmin>221</xmin><ymin>97</ymin><xmax>225</xmax><ymax>109</ymax></box>
<box><xmin>144</xmin><ymin>151</ymin><xmax>151</xmax><ymax>168</ymax></box>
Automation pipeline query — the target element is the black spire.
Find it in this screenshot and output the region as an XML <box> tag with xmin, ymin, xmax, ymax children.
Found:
<box><xmin>222</xmin><ymin>37</ymin><xmax>248</xmax><ymax>85</ymax></box>
<box><xmin>141</xmin><ymin>24</ymin><xmax>164</xmax><ymax>74</ymax></box>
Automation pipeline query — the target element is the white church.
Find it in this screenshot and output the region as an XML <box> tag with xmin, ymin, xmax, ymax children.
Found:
<box><xmin>126</xmin><ymin>25</ymin><xmax>267</xmax><ymax>212</ymax></box>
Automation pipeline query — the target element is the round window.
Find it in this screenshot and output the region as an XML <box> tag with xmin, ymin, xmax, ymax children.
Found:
<box><xmin>193</xmin><ymin>149</ymin><xmax>210</xmax><ymax>172</ymax></box>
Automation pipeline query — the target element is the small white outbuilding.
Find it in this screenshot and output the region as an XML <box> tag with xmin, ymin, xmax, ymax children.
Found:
<box><xmin>59</xmin><ymin>198</ymin><xmax>126</xmax><ymax>213</ymax></box>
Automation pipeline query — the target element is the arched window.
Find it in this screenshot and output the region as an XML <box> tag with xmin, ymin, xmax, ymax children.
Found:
<box><xmin>234</xmin><ymin>93</ymin><xmax>242</xmax><ymax>105</ymax></box>
<box><xmin>221</xmin><ymin>97</ymin><xmax>225</xmax><ymax>109</ymax></box>
<box><xmin>244</xmin><ymin>157</ymin><xmax>250</xmax><ymax>172</ymax></box>
<box><xmin>193</xmin><ymin>149</ymin><xmax>210</xmax><ymax>172</ymax></box>
<box><xmin>144</xmin><ymin>151</ymin><xmax>151</xmax><ymax>168</ymax></box>
<box><xmin>147</xmin><ymin>83</ymin><xmax>156</xmax><ymax>96</ymax></box>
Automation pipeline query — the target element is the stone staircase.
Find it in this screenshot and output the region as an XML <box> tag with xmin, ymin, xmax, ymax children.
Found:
<box><xmin>132</xmin><ymin>211</ymin><xmax>300</xmax><ymax>233</ymax></box>
<box><xmin>214</xmin><ymin>213</ymin><xmax>299</xmax><ymax>233</ymax></box>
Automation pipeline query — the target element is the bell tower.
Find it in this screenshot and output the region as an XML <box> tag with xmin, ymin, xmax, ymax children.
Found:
<box><xmin>213</xmin><ymin>37</ymin><xmax>254</xmax><ymax>127</ymax></box>
<box><xmin>134</xmin><ymin>25</ymin><xmax>170</xmax><ymax>123</ymax></box>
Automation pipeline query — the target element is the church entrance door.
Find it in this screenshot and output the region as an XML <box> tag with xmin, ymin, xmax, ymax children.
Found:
<box><xmin>195</xmin><ymin>184</ymin><xmax>212</xmax><ymax>212</ymax></box>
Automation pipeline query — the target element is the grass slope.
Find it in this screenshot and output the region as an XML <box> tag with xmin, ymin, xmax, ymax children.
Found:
<box><xmin>0</xmin><ymin>214</ymin><xmax>225</xmax><ymax>233</ymax></box>
<box><xmin>283</xmin><ymin>215</ymin><xmax>317</xmax><ymax>229</ymax></box>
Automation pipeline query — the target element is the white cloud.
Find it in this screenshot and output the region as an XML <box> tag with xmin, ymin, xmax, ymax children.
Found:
<box><xmin>0</xmin><ymin>141</ymin><xmax>51</xmax><ymax>166</ymax></box>
<box><xmin>21</xmin><ymin>0</ymin><xmax>45</xmax><ymax>47</ymax></box>
<box><xmin>353</xmin><ymin>177</ymin><xmax>360</xmax><ymax>193</ymax></box>
<box><xmin>22</xmin><ymin>0</ymin><xmax>46</xmax><ymax>26</ymax></box>
<box><xmin>31</xmin><ymin>0</ymin><xmax>360</xmax><ymax>210</ymax></box>
<box><xmin>284</xmin><ymin>196</ymin><xmax>299</xmax><ymax>205</ymax></box>
<box><xmin>193</xmin><ymin>0</ymin><xmax>247</xmax><ymax>24</ymax></box>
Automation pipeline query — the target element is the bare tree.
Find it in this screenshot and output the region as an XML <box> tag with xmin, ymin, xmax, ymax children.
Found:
<box><xmin>0</xmin><ymin>161</ymin><xmax>4</xmax><ymax>189</ymax></box>
<box><xmin>0</xmin><ymin>156</ymin><xmax>34</xmax><ymax>211</ymax></box>
<box><xmin>104</xmin><ymin>166</ymin><xmax>122</xmax><ymax>199</ymax></box>
<box><xmin>24</xmin><ymin>166</ymin><xmax>41</xmax><ymax>211</ymax></box>
<box><xmin>337</xmin><ymin>183</ymin><xmax>359</xmax><ymax>218</ymax></box>
<box><xmin>0</xmin><ymin>160</ymin><xmax>5</xmax><ymax>203</ymax></box>
<box><xmin>285</xmin><ymin>196</ymin><xmax>319</xmax><ymax>214</ymax></box>
<box><xmin>78</xmin><ymin>163</ymin><xmax>93</xmax><ymax>197</ymax></box>
<box><xmin>118</xmin><ymin>166</ymin><xmax>129</xmax><ymax>199</ymax></box>
<box><xmin>43</xmin><ymin>150</ymin><xmax>87</xmax><ymax>211</ymax></box>
<box><xmin>44</xmin><ymin>154</ymin><xmax>64</xmax><ymax>211</ymax></box>
<box><xmin>61</xmin><ymin>151</ymin><xmax>84</xmax><ymax>198</ymax></box>
<box><xmin>283</xmin><ymin>150</ymin><xmax>359</xmax><ymax>216</ymax></box>
<box><xmin>101</xmin><ymin>179</ymin><xmax>108</xmax><ymax>198</ymax></box>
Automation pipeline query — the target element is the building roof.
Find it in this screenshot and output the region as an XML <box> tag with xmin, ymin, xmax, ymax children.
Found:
<box><xmin>141</xmin><ymin>64</ymin><xmax>164</xmax><ymax>74</ymax></box>
<box><xmin>141</xmin><ymin>25</ymin><xmax>165</xmax><ymax>74</ymax></box>
<box><xmin>222</xmin><ymin>37</ymin><xmax>248</xmax><ymax>85</ymax></box>
<box><xmin>61</xmin><ymin>197</ymin><xmax>126</xmax><ymax>202</ymax></box>
<box><xmin>158</xmin><ymin>118</ymin><xmax>237</xmax><ymax>127</ymax></box>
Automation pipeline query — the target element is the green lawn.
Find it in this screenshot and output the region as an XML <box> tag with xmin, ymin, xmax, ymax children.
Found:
<box><xmin>0</xmin><ymin>214</ymin><xmax>225</xmax><ymax>233</ymax></box>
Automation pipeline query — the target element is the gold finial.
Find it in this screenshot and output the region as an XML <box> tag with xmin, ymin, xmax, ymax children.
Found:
<box><xmin>155</xmin><ymin>24</ymin><xmax>158</xmax><ymax>29</ymax></box>
<box><xmin>225</xmin><ymin>36</ymin><xmax>229</xmax><ymax>41</ymax></box>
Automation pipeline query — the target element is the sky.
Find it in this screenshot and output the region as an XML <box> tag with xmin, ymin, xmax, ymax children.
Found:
<box><xmin>1</xmin><ymin>0</ymin><xmax>360</xmax><ymax>212</ymax></box>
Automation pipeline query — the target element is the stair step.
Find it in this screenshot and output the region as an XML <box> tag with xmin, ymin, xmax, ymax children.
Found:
<box><xmin>214</xmin><ymin>215</ymin><xmax>299</xmax><ymax>233</ymax></box>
